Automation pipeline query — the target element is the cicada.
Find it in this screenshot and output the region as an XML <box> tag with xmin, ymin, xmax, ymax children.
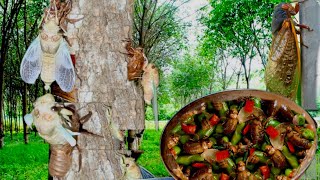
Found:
<box><xmin>20</xmin><ymin>0</ymin><xmax>77</xmax><ymax>92</ymax></box>
<box><xmin>265</xmin><ymin>2</ymin><xmax>310</xmax><ymax>100</ymax></box>
<box><xmin>24</xmin><ymin>93</ymin><xmax>91</xmax><ymax>177</ymax></box>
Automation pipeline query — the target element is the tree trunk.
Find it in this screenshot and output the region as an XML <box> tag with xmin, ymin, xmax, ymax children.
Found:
<box><xmin>59</xmin><ymin>0</ymin><xmax>144</xmax><ymax>179</ymax></box>
<box><xmin>22</xmin><ymin>83</ymin><xmax>28</xmax><ymax>144</ymax></box>
<box><xmin>0</xmin><ymin>66</ymin><xmax>4</xmax><ymax>148</ymax></box>
<box><xmin>300</xmin><ymin>0</ymin><xmax>319</xmax><ymax>110</ymax></box>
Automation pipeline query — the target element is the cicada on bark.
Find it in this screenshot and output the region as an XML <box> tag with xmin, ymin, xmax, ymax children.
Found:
<box><xmin>20</xmin><ymin>0</ymin><xmax>80</xmax><ymax>92</ymax></box>
<box><xmin>265</xmin><ymin>2</ymin><xmax>311</xmax><ymax>100</ymax></box>
<box><xmin>24</xmin><ymin>93</ymin><xmax>91</xmax><ymax>178</ymax></box>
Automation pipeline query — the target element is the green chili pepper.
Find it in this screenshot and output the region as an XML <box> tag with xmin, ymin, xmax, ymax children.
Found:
<box><xmin>296</xmin><ymin>114</ymin><xmax>305</xmax><ymax>126</ymax></box>
<box><xmin>215</xmin><ymin>124</ymin><xmax>224</xmax><ymax>134</ymax></box>
<box><xmin>212</xmin><ymin>162</ymin><xmax>220</xmax><ymax>171</ymax></box>
<box><xmin>171</xmin><ymin>124</ymin><xmax>181</xmax><ymax>134</ymax></box>
<box><xmin>302</xmin><ymin>128</ymin><xmax>315</xmax><ymax>140</ymax></box>
<box><xmin>247</xmin><ymin>163</ymin><xmax>255</xmax><ymax>171</ymax></box>
<box><xmin>253</xmin><ymin>171</ymin><xmax>263</xmax><ymax>180</ymax></box>
<box><xmin>261</xmin><ymin>142</ymin><xmax>268</xmax><ymax>151</ymax></box>
<box><xmin>252</xmin><ymin>97</ymin><xmax>262</xmax><ymax>108</ymax></box>
<box><xmin>212</xmin><ymin>145</ymin><xmax>225</xmax><ymax>150</ymax></box>
<box><xmin>198</xmin><ymin>126</ymin><xmax>215</xmax><ymax>139</ymax></box>
<box><xmin>235</xmin><ymin>157</ymin><xmax>243</xmax><ymax>164</ymax></box>
<box><xmin>212</xmin><ymin>174</ymin><xmax>219</xmax><ymax>180</ymax></box>
<box><xmin>225</xmin><ymin>158</ymin><xmax>236</xmax><ymax>174</ymax></box>
<box><xmin>282</xmin><ymin>146</ymin><xmax>299</xmax><ymax>168</ymax></box>
<box><xmin>264</xmin><ymin>134</ymin><xmax>271</xmax><ymax>145</ymax></box>
<box><xmin>222</xmin><ymin>136</ymin><xmax>229</xmax><ymax>143</ymax></box>
<box><xmin>254</xmin><ymin>151</ymin><xmax>269</xmax><ymax>164</ymax></box>
<box><xmin>209</xmin><ymin>137</ymin><xmax>217</xmax><ymax>145</ymax></box>
<box><xmin>179</xmin><ymin>135</ymin><xmax>190</xmax><ymax>144</ymax></box>
<box><xmin>206</xmin><ymin>102</ymin><xmax>215</xmax><ymax>113</ymax></box>
<box><xmin>231</xmin><ymin>122</ymin><xmax>246</xmax><ymax>145</ymax></box>
<box><xmin>195</xmin><ymin>112</ymin><xmax>207</xmax><ymax>122</ymax></box>
<box><xmin>176</xmin><ymin>154</ymin><xmax>204</xmax><ymax>166</ymax></box>
<box><xmin>219</xmin><ymin>102</ymin><xmax>229</xmax><ymax>118</ymax></box>
<box><xmin>243</xmin><ymin>151</ymin><xmax>249</xmax><ymax>162</ymax></box>
<box><xmin>285</xmin><ymin>169</ymin><xmax>292</xmax><ymax>176</ymax></box>
<box><xmin>172</xmin><ymin>146</ymin><xmax>181</xmax><ymax>156</ymax></box>
<box><xmin>271</xmin><ymin>167</ymin><xmax>281</xmax><ymax>175</ymax></box>
<box><xmin>266</xmin><ymin>118</ymin><xmax>281</xmax><ymax>127</ymax></box>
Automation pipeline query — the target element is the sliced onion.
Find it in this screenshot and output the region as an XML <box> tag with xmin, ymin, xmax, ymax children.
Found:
<box><xmin>238</xmin><ymin>107</ymin><xmax>265</xmax><ymax>123</ymax></box>
<box><xmin>270</xmin><ymin>123</ymin><xmax>287</xmax><ymax>150</ymax></box>
<box><xmin>292</xmin><ymin>115</ymin><xmax>299</xmax><ymax>125</ymax></box>
<box><xmin>201</xmin><ymin>149</ymin><xmax>218</xmax><ymax>164</ymax></box>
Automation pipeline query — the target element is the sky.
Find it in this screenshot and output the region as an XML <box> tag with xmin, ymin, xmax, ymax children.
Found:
<box><xmin>178</xmin><ymin>0</ymin><xmax>208</xmax><ymax>49</ymax></box>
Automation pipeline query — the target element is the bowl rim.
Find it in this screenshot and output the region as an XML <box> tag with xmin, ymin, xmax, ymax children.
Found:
<box><xmin>160</xmin><ymin>89</ymin><xmax>318</xmax><ymax>180</ymax></box>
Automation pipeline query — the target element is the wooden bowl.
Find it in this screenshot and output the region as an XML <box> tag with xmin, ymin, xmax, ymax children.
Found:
<box><xmin>160</xmin><ymin>89</ymin><xmax>317</xmax><ymax>180</ymax></box>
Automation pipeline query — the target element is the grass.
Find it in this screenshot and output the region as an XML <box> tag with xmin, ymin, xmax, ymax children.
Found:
<box><xmin>0</xmin><ymin>122</ymin><xmax>170</xmax><ymax>179</ymax></box>
<box><xmin>0</xmin><ymin>133</ymin><xmax>49</xmax><ymax>180</ymax></box>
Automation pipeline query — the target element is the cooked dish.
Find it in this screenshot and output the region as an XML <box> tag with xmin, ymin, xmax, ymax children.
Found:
<box><xmin>166</xmin><ymin>97</ymin><xmax>315</xmax><ymax>180</ymax></box>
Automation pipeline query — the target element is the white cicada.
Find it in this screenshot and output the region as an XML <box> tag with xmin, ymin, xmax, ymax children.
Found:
<box><xmin>24</xmin><ymin>93</ymin><xmax>79</xmax><ymax>146</ymax></box>
<box><xmin>20</xmin><ymin>0</ymin><xmax>75</xmax><ymax>92</ymax></box>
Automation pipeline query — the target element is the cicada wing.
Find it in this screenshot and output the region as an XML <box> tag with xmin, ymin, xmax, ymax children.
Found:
<box><xmin>55</xmin><ymin>40</ymin><xmax>75</xmax><ymax>92</ymax></box>
<box><xmin>20</xmin><ymin>37</ymin><xmax>42</xmax><ymax>84</ymax></box>
<box><xmin>268</xmin><ymin>26</ymin><xmax>290</xmax><ymax>62</ymax></box>
<box><xmin>57</xmin><ymin>125</ymin><xmax>77</xmax><ymax>146</ymax></box>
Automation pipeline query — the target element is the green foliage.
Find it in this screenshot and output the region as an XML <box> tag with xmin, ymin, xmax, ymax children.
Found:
<box><xmin>133</xmin><ymin>0</ymin><xmax>188</xmax><ymax>67</ymax></box>
<box><xmin>199</xmin><ymin>0</ymin><xmax>284</xmax><ymax>88</ymax></box>
<box><xmin>0</xmin><ymin>133</ymin><xmax>48</xmax><ymax>179</ymax></box>
<box><xmin>137</xmin><ymin>129</ymin><xmax>169</xmax><ymax>177</ymax></box>
<box><xmin>168</xmin><ymin>54</ymin><xmax>215</xmax><ymax>105</ymax></box>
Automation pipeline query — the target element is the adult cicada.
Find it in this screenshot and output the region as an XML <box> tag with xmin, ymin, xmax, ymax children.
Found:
<box><xmin>265</xmin><ymin>2</ymin><xmax>311</xmax><ymax>100</ymax></box>
<box><xmin>20</xmin><ymin>0</ymin><xmax>78</xmax><ymax>92</ymax></box>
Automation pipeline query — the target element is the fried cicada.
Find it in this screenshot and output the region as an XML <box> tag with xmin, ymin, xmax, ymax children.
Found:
<box><xmin>265</xmin><ymin>2</ymin><xmax>311</xmax><ymax>100</ymax></box>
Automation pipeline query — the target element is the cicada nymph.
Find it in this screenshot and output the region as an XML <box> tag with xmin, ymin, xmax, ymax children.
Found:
<box><xmin>20</xmin><ymin>0</ymin><xmax>81</xmax><ymax>93</ymax></box>
<box><xmin>24</xmin><ymin>93</ymin><xmax>91</xmax><ymax>178</ymax></box>
<box><xmin>265</xmin><ymin>2</ymin><xmax>311</xmax><ymax>100</ymax></box>
<box><xmin>125</xmin><ymin>39</ymin><xmax>148</xmax><ymax>81</ymax></box>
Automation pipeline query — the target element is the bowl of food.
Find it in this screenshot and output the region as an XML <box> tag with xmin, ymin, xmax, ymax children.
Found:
<box><xmin>161</xmin><ymin>90</ymin><xmax>317</xmax><ymax>180</ymax></box>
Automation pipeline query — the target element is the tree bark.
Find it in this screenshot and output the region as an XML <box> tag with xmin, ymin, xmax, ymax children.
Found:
<box><xmin>0</xmin><ymin>67</ymin><xmax>4</xmax><ymax>148</ymax></box>
<box><xmin>300</xmin><ymin>0</ymin><xmax>319</xmax><ymax>110</ymax></box>
<box><xmin>58</xmin><ymin>0</ymin><xmax>144</xmax><ymax>179</ymax></box>
<box><xmin>22</xmin><ymin>83</ymin><xmax>28</xmax><ymax>144</ymax></box>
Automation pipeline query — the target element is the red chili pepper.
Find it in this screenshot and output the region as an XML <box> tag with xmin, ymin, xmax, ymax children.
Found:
<box><xmin>259</xmin><ymin>165</ymin><xmax>270</xmax><ymax>179</ymax></box>
<box><xmin>287</xmin><ymin>141</ymin><xmax>295</xmax><ymax>153</ymax></box>
<box><xmin>242</xmin><ymin>124</ymin><xmax>250</xmax><ymax>135</ymax></box>
<box><xmin>244</xmin><ymin>100</ymin><xmax>254</xmax><ymax>113</ymax></box>
<box><xmin>266</xmin><ymin>126</ymin><xmax>279</xmax><ymax>139</ymax></box>
<box><xmin>215</xmin><ymin>150</ymin><xmax>230</xmax><ymax>162</ymax></box>
<box><xmin>181</xmin><ymin>123</ymin><xmax>196</xmax><ymax>134</ymax></box>
<box><xmin>220</xmin><ymin>173</ymin><xmax>230</xmax><ymax>180</ymax></box>
<box><xmin>306</xmin><ymin>124</ymin><xmax>315</xmax><ymax>131</ymax></box>
<box><xmin>191</xmin><ymin>162</ymin><xmax>207</xmax><ymax>168</ymax></box>
<box><xmin>209</xmin><ymin>114</ymin><xmax>220</xmax><ymax>126</ymax></box>
<box><xmin>249</xmin><ymin>148</ymin><xmax>255</xmax><ymax>156</ymax></box>
<box><xmin>170</xmin><ymin>149</ymin><xmax>177</xmax><ymax>156</ymax></box>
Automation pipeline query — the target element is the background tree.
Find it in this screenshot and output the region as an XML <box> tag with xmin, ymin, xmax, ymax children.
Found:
<box><xmin>200</xmin><ymin>0</ymin><xmax>282</xmax><ymax>89</ymax></box>
<box><xmin>132</xmin><ymin>0</ymin><xmax>188</xmax><ymax>67</ymax></box>
<box><xmin>0</xmin><ymin>0</ymin><xmax>25</xmax><ymax>148</ymax></box>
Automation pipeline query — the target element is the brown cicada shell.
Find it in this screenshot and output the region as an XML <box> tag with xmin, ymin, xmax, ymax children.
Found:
<box><xmin>265</xmin><ymin>3</ymin><xmax>301</xmax><ymax>100</ymax></box>
<box><xmin>125</xmin><ymin>39</ymin><xmax>148</xmax><ymax>81</ymax></box>
<box><xmin>49</xmin><ymin>143</ymin><xmax>73</xmax><ymax>177</ymax></box>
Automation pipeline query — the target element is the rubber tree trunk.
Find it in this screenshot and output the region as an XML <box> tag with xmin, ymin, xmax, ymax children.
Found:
<box><xmin>57</xmin><ymin>0</ymin><xmax>145</xmax><ymax>179</ymax></box>
<box><xmin>300</xmin><ymin>0</ymin><xmax>320</xmax><ymax>110</ymax></box>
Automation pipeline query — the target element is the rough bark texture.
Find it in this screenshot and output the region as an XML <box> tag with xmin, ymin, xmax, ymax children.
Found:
<box><xmin>300</xmin><ymin>0</ymin><xmax>320</xmax><ymax>110</ymax></box>
<box><xmin>56</xmin><ymin>0</ymin><xmax>144</xmax><ymax>179</ymax></box>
